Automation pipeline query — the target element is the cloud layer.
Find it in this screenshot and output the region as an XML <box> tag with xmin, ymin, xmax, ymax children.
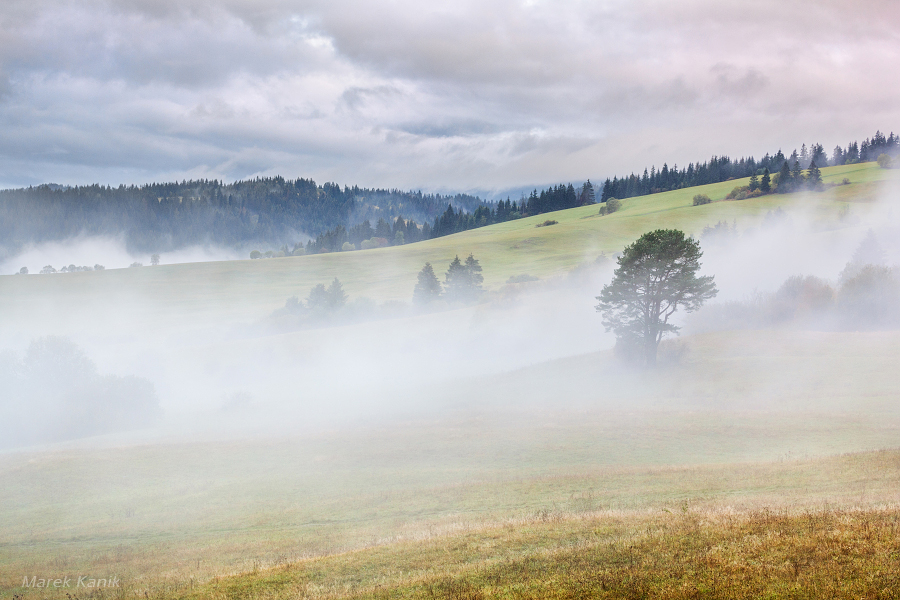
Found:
<box><xmin>0</xmin><ymin>0</ymin><xmax>898</xmax><ymax>192</ymax></box>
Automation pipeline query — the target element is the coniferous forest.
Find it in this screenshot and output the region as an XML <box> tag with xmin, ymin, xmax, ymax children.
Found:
<box><xmin>0</xmin><ymin>130</ymin><xmax>896</xmax><ymax>260</ymax></box>
<box><xmin>599</xmin><ymin>131</ymin><xmax>899</xmax><ymax>201</ymax></box>
<box><xmin>0</xmin><ymin>177</ymin><xmax>484</xmax><ymax>258</ymax></box>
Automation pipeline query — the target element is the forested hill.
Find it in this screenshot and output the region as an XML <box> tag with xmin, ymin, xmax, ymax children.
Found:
<box><xmin>0</xmin><ymin>177</ymin><xmax>484</xmax><ymax>257</ymax></box>
<box><xmin>600</xmin><ymin>130</ymin><xmax>899</xmax><ymax>201</ymax></box>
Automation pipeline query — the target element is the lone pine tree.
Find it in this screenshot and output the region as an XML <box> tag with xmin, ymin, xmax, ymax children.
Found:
<box><xmin>596</xmin><ymin>230</ymin><xmax>717</xmax><ymax>367</ymax></box>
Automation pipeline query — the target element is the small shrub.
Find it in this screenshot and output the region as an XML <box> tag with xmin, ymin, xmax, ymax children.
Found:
<box><xmin>292</xmin><ymin>247</ymin><xmax>305</xmax><ymax>256</ymax></box>
<box><xmin>606</xmin><ymin>198</ymin><xmax>622</xmax><ymax>213</ymax></box>
<box><xmin>341</xmin><ymin>242</ymin><xmax>355</xmax><ymax>251</ymax></box>
<box><xmin>250</xmin><ymin>250</ymin><xmax>261</xmax><ymax>259</ymax></box>
<box><xmin>842</xmin><ymin>177</ymin><xmax>850</xmax><ymax>185</ymax></box>
<box><xmin>536</xmin><ymin>219</ymin><xmax>558</xmax><ymax>227</ymax></box>
<box><xmin>693</xmin><ymin>193</ymin><xmax>712</xmax><ymax>205</ymax></box>
<box><xmin>877</xmin><ymin>153</ymin><xmax>892</xmax><ymax>169</ymax></box>
<box><xmin>129</xmin><ymin>262</ymin><xmax>143</xmax><ymax>267</ymax></box>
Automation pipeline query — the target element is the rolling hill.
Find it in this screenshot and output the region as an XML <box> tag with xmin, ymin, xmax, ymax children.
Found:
<box><xmin>0</xmin><ymin>162</ymin><xmax>894</xmax><ymax>330</ymax></box>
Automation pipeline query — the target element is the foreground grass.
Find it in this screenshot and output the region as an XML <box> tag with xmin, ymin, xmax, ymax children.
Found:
<box><xmin>133</xmin><ymin>502</ymin><xmax>900</xmax><ymax>599</ymax></box>
<box><xmin>5</xmin><ymin>446</ymin><xmax>900</xmax><ymax>599</ymax></box>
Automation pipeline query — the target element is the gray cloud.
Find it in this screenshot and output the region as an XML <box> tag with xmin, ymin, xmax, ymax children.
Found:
<box><xmin>0</xmin><ymin>0</ymin><xmax>898</xmax><ymax>191</ymax></box>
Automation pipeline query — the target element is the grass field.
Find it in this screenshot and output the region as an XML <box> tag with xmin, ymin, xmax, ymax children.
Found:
<box><xmin>3</xmin><ymin>327</ymin><xmax>900</xmax><ymax>598</ymax></box>
<box><xmin>0</xmin><ymin>162</ymin><xmax>894</xmax><ymax>330</ymax></box>
<box><xmin>3</xmin><ymin>161</ymin><xmax>900</xmax><ymax>598</ymax></box>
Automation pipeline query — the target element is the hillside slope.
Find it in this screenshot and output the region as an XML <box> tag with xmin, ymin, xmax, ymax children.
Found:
<box><xmin>0</xmin><ymin>162</ymin><xmax>894</xmax><ymax>328</ymax></box>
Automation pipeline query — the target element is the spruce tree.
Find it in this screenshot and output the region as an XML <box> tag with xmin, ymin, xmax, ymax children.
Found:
<box><xmin>749</xmin><ymin>173</ymin><xmax>759</xmax><ymax>192</ymax></box>
<box><xmin>443</xmin><ymin>254</ymin><xmax>484</xmax><ymax>304</ymax></box>
<box><xmin>326</xmin><ymin>277</ymin><xmax>347</xmax><ymax>310</ymax></box>
<box><xmin>413</xmin><ymin>263</ymin><xmax>442</xmax><ymax>305</ymax></box>
<box><xmin>807</xmin><ymin>159</ymin><xmax>822</xmax><ymax>188</ymax></box>
<box><xmin>444</xmin><ymin>256</ymin><xmax>468</xmax><ymax>304</ymax></box>
<box><xmin>777</xmin><ymin>161</ymin><xmax>792</xmax><ymax>193</ymax></box>
<box><xmin>791</xmin><ymin>159</ymin><xmax>802</xmax><ymax>185</ymax></box>
<box><xmin>464</xmin><ymin>254</ymin><xmax>484</xmax><ymax>289</ymax></box>
<box><xmin>760</xmin><ymin>168</ymin><xmax>771</xmax><ymax>193</ymax></box>
<box><xmin>579</xmin><ymin>180</ymin><xmax>596</xmax><ymax>205</ymax></box>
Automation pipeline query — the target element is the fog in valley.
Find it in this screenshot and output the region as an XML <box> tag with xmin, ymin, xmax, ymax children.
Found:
<box><xmin>0</xmin><ymin>236</ymin><xmax>246</xmax><ymax>275</ymax></box>
<box><xmin>2</xmin><ymin>186</ymin><xmax>900</xmax><ymax>445</ymax></box>
<box><xmin>3</xmin><ymin>186</ymin><xmax>900</xmax><ymax>586</ymax></box>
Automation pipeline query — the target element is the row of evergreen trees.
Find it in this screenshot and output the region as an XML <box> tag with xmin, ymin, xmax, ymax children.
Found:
<box><xmin>600</xmin><ymin>130</ymin><xmax>898</xmax><ymax>202</ymax></box>
<box><xmin>305</xmin><ymin>180</ymin><xmax>598</xmax><ymax>252</ymax></box>
<box><xmin>302</xmin><ymin>215</ymin><xmax>431</xmax><ymax>253</ymax></box>
<box><xmin>413</xmin><ymin>255</ymin><xmax>484</xmax><ymax>305</ymax></box>
<box><xmin>0</xmin><ymin>176</ymin><xmax>485</xmax><ymax>258</ymax></box>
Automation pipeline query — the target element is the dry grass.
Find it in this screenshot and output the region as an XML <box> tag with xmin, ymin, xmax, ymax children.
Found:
<box><xmin>5</xmin><ymin>448</ymin><xmax>900</xmax><ymax>600</ymax></box>
<box><xmin>145</xmin><ymin>504</ymin><xmax>900</xmax><ymax>599</ymax></box>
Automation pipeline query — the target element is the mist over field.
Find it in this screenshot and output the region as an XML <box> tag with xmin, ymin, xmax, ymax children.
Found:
<box><xmin>2</xmin><ymin>0</ymin><xmax>900</xmax><ymax>595</ymax></box>
<box><xmin>2</xmin><ymin>178</ymin><xmax>900</xmax><ymax>448</ymax></box>
<box><xmin>0</xmin><ymin>236</ymin><xmax>245</xmax><ymax>275</ymax></box>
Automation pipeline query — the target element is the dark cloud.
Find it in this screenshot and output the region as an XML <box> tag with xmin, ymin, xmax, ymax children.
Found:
<box><xmin>0</xmin><ymin>0</ymin><xmax>898</xmax><ymax>191</ymax></box>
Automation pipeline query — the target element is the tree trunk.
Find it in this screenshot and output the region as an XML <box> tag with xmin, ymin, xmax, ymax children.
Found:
<box><xmin>644</xmin><ymin>337</ymin><xmax>658</xmax><ymax>368</ymax></box>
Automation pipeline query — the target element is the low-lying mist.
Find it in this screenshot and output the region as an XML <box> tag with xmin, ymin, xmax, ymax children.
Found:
<box><xmin>2</xmin><ymin>185</ymin><xmax>900</xmax><ymax>451</ymax></box>
<box><xmin>1</xmin><ymin>236</ymin><xmax>244</xmax><ymax>275</ymax></box>
<box><xmin>5</xmin><ymin>187</ymin><xmax>900</xmax><ymax>593</ymax></box>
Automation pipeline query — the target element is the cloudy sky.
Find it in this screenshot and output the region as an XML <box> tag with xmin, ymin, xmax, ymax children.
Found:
<box><xmin>0</xmin><ymin>0</ymin><xmax>897</xmax><ymax>194</ymax></box>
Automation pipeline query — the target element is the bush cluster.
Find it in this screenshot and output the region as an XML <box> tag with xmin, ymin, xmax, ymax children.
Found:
<box><xmin>725</xmin><ymin>186</ymin><xmax>764</xmax><ymax>201</ymax></box>
<box><xmin>599</xmin><ymin>198</ymin><xmax>622</xmax><ymax>215</ymax></box>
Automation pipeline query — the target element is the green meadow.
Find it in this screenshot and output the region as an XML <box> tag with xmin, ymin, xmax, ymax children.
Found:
<box><xmin>0</xmin><ymin>162</ymin><xmax>893</xmax><ymax>327</ymax></box>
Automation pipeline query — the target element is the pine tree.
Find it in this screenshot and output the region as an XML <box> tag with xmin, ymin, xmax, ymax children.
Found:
<box><xmin>806</xmin><ymin>159</ymin><xmax>822</xmax><ymax>188</ymax></box>
<box><xmin>749</xmin><ymin>173</ymin><xmax>759</xmax><ymax>192</ymax></box>
<box><xmin>413</xmin><ymin>262</ymin><xmax>442</xmax><ymax>305</ymax></box>
<box><xmin>579</xmin><ymin>181</ymin><xmax>596</xmax><ymax>205</ymax></box>
<box><xmin>791</xmin><ymin>159</ymin><xmax>803</xmax><ymax>185</ymax></box>
<box><xmin>760</xmin><ymin>168</ymin><xmax>771</xmax><ymax>193</ymax></box>
<box><xmin>777</xmin><ymin>161</ymin><xmax>792</xmax><ymax>193</ymax></box>
<box><xmin>464</xmin><ymin>254</ymin><xmax>484</xmax><ymax>288</ymax></box>
<box><xmin>596</xmin><ymin>230</ymin><xmax>717</xmax><ymax>367</ymax></box>
<box><xmin>307</xmin><ymin>283</ymin><xmax>329</xmax><ymax>311</ymax></box>
<box><xmin>443</xmin><ymin>254</ymin><xmax>484</xmax><ymax>304</ymax></box>
<box><xmin>375</xmin><ymin>218</ymin><xmax>392</xmax><ymax>239</ymax></box>
<box><xmin>326</xmin><ymin>278</ymin><xmax>347</xmax><ymax>310</ymax></box>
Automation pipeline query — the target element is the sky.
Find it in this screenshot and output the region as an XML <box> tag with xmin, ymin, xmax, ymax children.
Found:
<box><xmin>0</xmin><ymin>0</ymin><xmax>898</xmax><ymax>194</ymax></box>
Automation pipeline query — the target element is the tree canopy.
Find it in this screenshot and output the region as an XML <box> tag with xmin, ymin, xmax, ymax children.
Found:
<box><xmin>596</xmin><ymin>230</ymin><xmax>717</xmax><ymax>367</ymax></box>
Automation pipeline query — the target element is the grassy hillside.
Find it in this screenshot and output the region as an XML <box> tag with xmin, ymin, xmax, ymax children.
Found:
<box><xmin>0</xmin><ymin>162</ymin><xmax>894</xmax><ymax>327</ymax></box>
